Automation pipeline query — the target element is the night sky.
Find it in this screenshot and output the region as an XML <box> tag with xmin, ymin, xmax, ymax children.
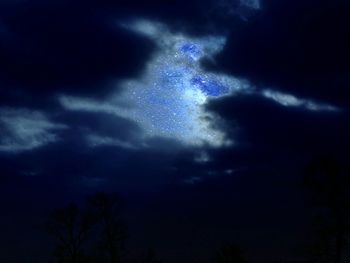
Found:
<box><xmin>0</xmin><ymin>0</ymin><xmax>350</xmax><ymax>262</ymax></box>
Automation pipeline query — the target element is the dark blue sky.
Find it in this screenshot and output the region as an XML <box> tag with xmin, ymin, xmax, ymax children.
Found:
<box><xmin>0</xmin><ymin>0</ymin><xmax>349</xmax><ymax>262</ymax></box>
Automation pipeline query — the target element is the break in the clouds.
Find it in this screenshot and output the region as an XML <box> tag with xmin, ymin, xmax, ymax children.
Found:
<box><xmin>59</xmin><ymin>19</ymin><xmax>339</xmax><ymax>150</ymax></box>
<box><xmin>0</xmin><ymin>108</ymin><xmax>66</xmax><ymax>153</ymax></box>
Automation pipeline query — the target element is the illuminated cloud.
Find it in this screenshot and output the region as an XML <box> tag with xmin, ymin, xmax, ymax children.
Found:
<box><xmin>59</xmin><ymin>96</ymin><xmax>119</xmax><ymax>114</ymax></box>
<box><xmin>0</xmin><ymin>108</ymin><xmax>66</xmax><ymax>153</ymax></box>
<box><xmin>60</xmin><ymin>19</ymin><xmax>250</xmax><ymax>148</ymax></box>
<box><xmin>262</xmin><ymin>90</ymin><xmax>339</xmax><ymax>112</ymax></box>
<box><xmin>60</xmin><ymin>19</ymin><xmax>339</xmax><ymax>150</ymax></box>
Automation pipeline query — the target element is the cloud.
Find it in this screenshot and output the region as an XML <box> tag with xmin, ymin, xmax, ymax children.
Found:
<box><xmin>261</xmin><ymin>89</ymin><xmax>339</xmax><ymax>112</ymax></box>
<box><xmin>59</xmin><ymin>95</ymin><xmax>119</xmax><ymax>114</ymax></box>
<box><xmin>86</xmin><ymin>134</ymin><xmax>137</xmax><ymax>150</ymax></box>
<box><xmin>240</xmin><ymin>0</ymin><xmax>261</xmax><ymax>10</ymax></box>
<box><xmin>59</xmin><ymin>19</ymin><xmax>251</xmax><ymax>149</ymax></box>
<box><xmin>0</xmin><ymin>2</ymin><xmax>155</xmax><ymax>103</ymax></box>
<box><xmin>0</xmin><ymin>108</ymin><xmax>66</xmax><ymax>153</ymax></box>
<box><xmin>194</xmin><ymin>151</ymin><xmax>211</xmax><ymax>163</ymax></box>
<box><xmin>59</xmin><ymin>18</ymin><xmax>340</xmax><ymax>153</ymax></box>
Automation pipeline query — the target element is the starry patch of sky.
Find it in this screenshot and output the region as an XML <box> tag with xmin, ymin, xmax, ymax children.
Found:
<box><xmin>59</xmin><ymin>18</ymin><xmax>339</xmax><ymax>151</ymax></box>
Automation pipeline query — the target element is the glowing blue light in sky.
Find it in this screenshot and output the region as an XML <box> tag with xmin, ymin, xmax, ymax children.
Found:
<box><xmin>59</xmin><ymin>19</ymin><xmax>339</xmax><ymax>150</ymax></box>
<box><xmin>180</xmin><ymin>43</ymin><xmax>203</xmax><ymax>61</ymax></box>
<box><xmin>191</xmin><ymin>76</ymin><xmax>230</xmax><ymax>97</ymax></box>
<box><xmin>60</xmin><ymin>19</ymin><xmax>248</xmax><ymax>148</ymax></box>
<box><xmin>113</xmin><ymin>19</ymin><xmax>249</xmax><ymax>146</ymax></box>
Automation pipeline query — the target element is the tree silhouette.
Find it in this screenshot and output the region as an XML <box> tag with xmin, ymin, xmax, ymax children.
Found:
<box><xmin>87</xmin><ymin>192</ymin><xmax>126</xmax><ymax>263</ymax></box>
<box><xmin>46</xmin><ymin>203</ymin><xmax>97</xmax><ymax>263</ymax></box>
<box><xmin>45</xmin><ymin>193</ymin><xmax>126</xmax><ymax>263</ymax></box>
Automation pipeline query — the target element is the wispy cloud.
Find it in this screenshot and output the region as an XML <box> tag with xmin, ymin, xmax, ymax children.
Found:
<box><xmin>240</xmin><ymin>0</ymin><xmax>261</xmax><ymax>10</ymax></box>
<box><xmin>59</xmin><ymin>96</ymin><xmax>119</xmax><ymax>114</ymax></box>
<box><xmin>262</xmin><ymin>90</ymin><xmax>339</xmax><ymax>112</ymax></box>
<box><xmin>86</xmin><ymin>134</ymin><xmax>137</xmax><ymax>150</ymax></box>
<box><xmin>0</xmin><ymin>108</ymin><xmax>67</xmax><ymax>153</ymax></box>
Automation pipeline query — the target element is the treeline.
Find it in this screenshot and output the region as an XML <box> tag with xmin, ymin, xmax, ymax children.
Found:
<box><xmin>44</xmin><ymin>156</ymin><xmax>350</xmax><ymax>263</ymax></box>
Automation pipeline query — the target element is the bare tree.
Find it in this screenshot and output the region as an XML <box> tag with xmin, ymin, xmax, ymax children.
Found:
<box><xmin>45</xmin><ymin>193</ymin><xmax>126</xmax><ymax>263</ymax></box>
<box><xmin>46</xmin><ymin>203</ymin><xmax>97</xmax><ymax>263</ymax></box>
<box><xmin>88</xmin><ymin>192</ymin><xmax>127</xmax><ymax>263</ymax></box>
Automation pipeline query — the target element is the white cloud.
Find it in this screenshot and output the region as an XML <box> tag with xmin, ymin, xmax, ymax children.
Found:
<box><xmin>262</xmin><ymin>90</ymin><xmax>339</xmax><ymax>112</ymax></box>
<box><xmin>0</xmin><ymin>108</ymin><xmax>67</xmax><ymax>153</ymax></box>
<box><xmin>59</xmin><ymin>96</ymin><xmax>119</xmax><ymax>114</ymax></box>
<box><xmin>59</xmin><ymin>19</ymin><xmax>250</xmax><ymax>148</ymax></box>
<box><xmin>60</xmin><ymin>19</ymin><xmax>339</xmax><ymax>151</ymax></box>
